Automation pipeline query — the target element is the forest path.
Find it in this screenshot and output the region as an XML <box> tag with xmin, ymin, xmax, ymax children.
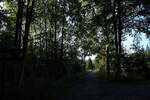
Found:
<box><xmin>58</xmin><ymin>71</ymin><xmax>150</xmax><ymax>100</ymax></box>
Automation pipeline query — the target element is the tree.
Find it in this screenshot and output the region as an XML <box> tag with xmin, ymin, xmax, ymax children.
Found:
<box><xmin>88</xmin><ymin>58</ymin><xmax>95</xmax><ymax>70</ymax></box>
<box><xmin>19</xmin><ymin>0</ymin><xmax>35</xmax><ymax>87</ymax></box>
<box><xmin>14</xmin><ymin>0</ymin><xmax>23</xmax><ymax>48</ymax></box>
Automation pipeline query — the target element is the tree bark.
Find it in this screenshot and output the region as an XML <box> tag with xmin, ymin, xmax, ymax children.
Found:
<box><xmin>60</xmin><ymin>0</ymin><xmax>65</xmax><ymax>61</ymax></box>
<box><xmin>54</xmin><ymin>0</ymin><xmax>57</xmax><ymax>61</ymax></box>
<box><xmin>45</xmin><ymin>15</ymin><xmax>48</xmax><ymax>58</ymax></box>
<box><xmin>106</xmin><ymin>34</ymin><xmax>110</xmax><ymax>78</ymax></box>
<box><xmin>23</xmin><ymin>0</ymin><xmax>35</xmax><ymax>57</ymax></box>
<box><xmin>20</xmin><ymin>0</ymin><xmax>35</xmax><ymax>87</ymax></box>
<box><xmin>15</xmin><ymin>0</ymin><xmax>23</xmax><ymax>48</ymax></box>
<box><xmin>116</xmin><ymin>0</ymin><xmax>122</xmax><ymax>80</ymax></box>
<box><xmin>113</xmin><ymin>2</ymin><xmax>121</xmax><ymax>80</ymax></box>
<box><xmin>106</xmin><ymin>48</ymin><xmax>110</xmax><ymax>78</ymax></box>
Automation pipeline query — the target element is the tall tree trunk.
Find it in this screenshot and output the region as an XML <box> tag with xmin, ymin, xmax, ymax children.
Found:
<box><xmin>106</xmin><ymin>47</ymin><xmax>110</xmax><ymax>78</ymax></box>
<box><xmin>106</xmin><ymin>33</ymin><xmax>110</xmax><ymax>78</ymax></box>
<box><xmin>45</xmin><ymin>15</ymin><xmax>48</xmax><ymax>58</ymax></box>
<box><xmin>83</xmin><ymin>54</ymin><xmax>86</xmax><ymax>71</ymax></box>
<box><xmin>60</xmin><ymin>0</ymin><xmax>65</xmax><ymax>61</ymax></box>
<box><xmin>54</xmin><ymin>0</ymin><xmax>57</xmax><ymax>61</ymax></box>
<box><xmin>116</xmin><ymin>0</ymin><xmax>122</xmax><ymax>80</ymax></box>
<box><xmin>18</xmin><ymin>0</ymin><xmax>23</xmax><ymax>48</ymax></box>
<box><xmin>113</xmin><ymin>2</ymin><xmax>121</xmax><ymax>80</ymax></box>
<box><xmin>39</xmin><ymin>19</ymin><xmax>42</xmax><ymax>57</ymax></box>
<box><xmin>49</xmin><ymin>17</ymin><xmax>53</xmax><ymax>60</ymax></box>
<box><xmin>19</xmin><ymin>0</ymin><xmax>35</xmax><ymax>87</ymax></box>
<box><xmin>15</xmin><ymin>0</ymin><xmax>23</xmax><ymax>48</ymax></box>
<box><xmin>47</xmin><ymin>4</ymin><xmax>53</xmax><ymax>60</ymax></box>
<box><xmin>23</xmin><ymin>0</ymin><xmax>35</xmax><ymax>57</ymax></box>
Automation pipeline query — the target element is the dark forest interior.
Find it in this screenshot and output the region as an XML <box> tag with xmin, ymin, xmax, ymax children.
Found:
<box><xmin>0</xmin><ymin>0</ymin><xmax>150</xmax><ymax>100</ymax></box>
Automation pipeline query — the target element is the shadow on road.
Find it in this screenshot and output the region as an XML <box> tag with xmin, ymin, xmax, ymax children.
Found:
<box><xmin>59</xmin><ymin>71</ymin><xmax>150</xmax><ymax>100</ymax></box>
